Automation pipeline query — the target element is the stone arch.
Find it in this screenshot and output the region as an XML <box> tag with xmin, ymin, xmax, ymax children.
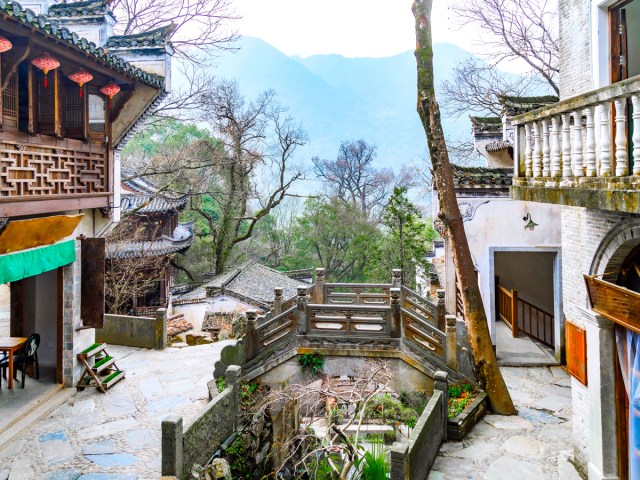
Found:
<box><xmin>590</xmin><ymin>219</ymin><xmax>640</xmax><ymax>284</ymax></box>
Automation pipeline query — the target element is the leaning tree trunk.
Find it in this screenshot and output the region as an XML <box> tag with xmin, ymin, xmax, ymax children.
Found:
<box><xmin>413</xmin><ymin>0</ymin><xmax>516</xmax><ymax>415</ymax></box>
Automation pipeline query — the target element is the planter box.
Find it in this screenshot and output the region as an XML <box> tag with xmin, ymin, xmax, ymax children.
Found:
<box><xmin>447</xmin><ymin>391</ymin><xmax>488</xmax><ymax>441</ymax></box>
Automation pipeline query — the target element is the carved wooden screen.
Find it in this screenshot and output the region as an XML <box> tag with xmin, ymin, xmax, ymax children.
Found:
<box><xmin>81</xmin><ymin>237</ymin><xmax>105</xmax><ymax>328</ymax></box>
<box><xmin>2</xmin><ymin>72</ymin><xmax>18</xmax><ymax>132</ymax></box>
<box><xmin>36</xmin><ymin>71</ymin><xmax>55</xmax><ymax>135</ymax></box>
<box><xmin>566</xmin><ymin>320</ymin><xmax>587</xmax><ymax>385</ymax></box>
<box><xmin>63</xmin><ymin>79</ymin><xmax>84</xmax><ymax>139</ymax></box>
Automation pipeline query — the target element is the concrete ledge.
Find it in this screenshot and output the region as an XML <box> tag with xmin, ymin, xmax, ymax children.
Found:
<box><xmin>97</xmin><ymin>309</ymin><xmax>167</xmax><ymax>350</ymax></box>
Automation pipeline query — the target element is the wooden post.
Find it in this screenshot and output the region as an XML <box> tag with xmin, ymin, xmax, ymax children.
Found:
<box><xmin>274</xmin><ymin>287</ymin><xmax>283</xmax><ymax>316</ymax></box>
<box><xmin>445</xmin><ymin>314</ymin><xmax>457</xmax><ymax>371</ymax></box>
<box><xmin>296</xmin><ymin>287</ymin><xmax>308</xmax><ymax>335</ymax></box>
<box><xmin>392</xmin><ymin>269</ymin><xmax>402</xmax><ymax>288</ymax></box>
<box><xmin>390</xmin><ymin>287</ymin><xmax>401</xmax><ymax>338</ymax></box>
<box><xmin>315</xmin><ymin>268</ymin><xmax>325</xmax><ymax>304</ymax></box>
<box><xmin>511</xmin><ymin>289</ymin><xmax>519</xmax><ymax>338</ymax></box>
<box><xmin>245</xmin><ymin>310</ymin><xmax>258</xmax><ymax>360</ymax></box>
<box><xmin>436</xmin><ymin>289</ymin><xmax>446</xmax><ymax>331</ymax></box>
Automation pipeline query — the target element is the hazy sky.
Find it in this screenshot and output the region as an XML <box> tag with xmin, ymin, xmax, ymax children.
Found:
<box><xmin>232</xmin><ymin>0</ymin><xmax>477</xmax><ymax>59</ymax></box>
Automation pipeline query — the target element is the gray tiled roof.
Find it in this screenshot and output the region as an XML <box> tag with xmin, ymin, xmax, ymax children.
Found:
<box><xmin>105</xmin><ymin>25</ymin><xmax>175</xmax><ymax>49</ymax></box>
<box><xmin>174</xmin><ymin>262</ymin><xmax>307</xmax><ymax>306</ymax></box>
<box><xmin>121</xmin><ymin>176</ymin><xmax>189</xmax><ymax>214</ymax></box>
<box><xmin>106</xmin><ymin>221</ymin><xmax>194</xmax><ymax>259</ymax></box>
<box><xmin>485</xmin><ymin>140</ymin><xmax>513</xmax><ymax>153</ymax></box>
<box><xmin>0</xmin><ymin>0</ymin><xmax>164</xmax><ymax>88</ymax></box>
<box><xmin>47</xmin><ymin>0</ymin><xmax>111</xmax><ymax>18</ymax></box>
<box><xmin>452</xmin><ymin>165</ymin><xmax>513</xmax><ymax>188</ymax></box>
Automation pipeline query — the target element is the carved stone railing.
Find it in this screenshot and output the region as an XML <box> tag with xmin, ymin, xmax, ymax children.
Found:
<box><xmin>0</xmin><ymin>133</ymin><xmax>110</xmax><ymax>216</ymax></box>
<box><xmin>510</xmin><ymin>75</ymin><xmax>640</xmax><ymax>212</ymax></box>
<box><xmin>241</xmin><ymin>269</ymin><xmax>452</xmax><ymax>369</ymax></box>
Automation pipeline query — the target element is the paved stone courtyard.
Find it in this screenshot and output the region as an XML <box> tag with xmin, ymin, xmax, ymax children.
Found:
<box><xmin>430</xmin><ymin>366</ymin><xmax>579</xmax><ymax>479</ymax></box>
<box><xmin>0</xmin><ymin>339</ymin><xmax>578</xmax><ymax>480</ymax></box>
<box><xmin>0</xmin><ymin>341</ymin><xmax>234</xmax><ymax>480</ymax></box>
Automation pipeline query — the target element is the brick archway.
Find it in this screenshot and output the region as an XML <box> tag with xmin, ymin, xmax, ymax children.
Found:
<box><xmin>589</xmin><ymin>220</ymin><xmax>640</xmax><ymax>284</ymax></box>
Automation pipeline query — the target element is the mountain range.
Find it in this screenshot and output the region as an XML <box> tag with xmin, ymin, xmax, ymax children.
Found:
<box><xmin>190</xmin><ymin>36</ymin><xmax>479</xmax><ymax>169</ymax></box>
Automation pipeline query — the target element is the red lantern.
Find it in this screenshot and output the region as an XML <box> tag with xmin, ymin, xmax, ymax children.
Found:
<box><xmin>67</xmin><ymin>69</ymin><xmax>93</xmax><ymax>98</ymax></box>
<box><xmin>100</xmin><ymin>81</ymin><xmax>120</xmax><ymax>109</ymax></box>
<box><xmin>0</xmin><ymin>36</ymin><xmax>12</xmax><ymax>54</ymax></box>
<box><xmin>31</xmin><ymin>53</ymin><xmax>60</xmax><ymax>88</ymax></box>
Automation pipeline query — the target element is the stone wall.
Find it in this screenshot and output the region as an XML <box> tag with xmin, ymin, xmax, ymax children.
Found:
<box><xmin>97</xmin><ymin>309</ymin><xmax>167</xmax><ymax>350</ymax></box>
<box><xmin>560</xmin><ymin>207</ymin><xmax>640</xmax><ymax>473</ymax></box>
<box><xmin>390</xmin><ymin>372</ymin><xmax>448</xmax><ymax>480</ymax></box>
<box><xmin>162</xmin><ymin>366</ymin><xmax>240</xmax><ymax>480</ymax></box>
<box><xmin>62</xmin><ymin>241</ymin><xmax>95</xmax><ymax>387</ymax></box>
<box><xmin>558</xmin><ymin>0</ymin><xmax>592</xmax><ymax>98</ymax></box>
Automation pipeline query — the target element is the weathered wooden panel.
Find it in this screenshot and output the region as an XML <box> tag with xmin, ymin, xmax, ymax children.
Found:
<box><xmin>566</xmin><ymin>320</ymin><xmax>587</xmax><ymax>386</ymax></box>
<box><xmin>585</xmin><ymin>275</ymin><xmax>640</xmax><ymax>334</ymax></box>
<box><xmin>81</xmin><ymin>237</ymin><xmax>105</xmax><ymax>328</ymax></box>
<box><xmin>0</xmin><ymin>214</ymin><xmax>83</xmax><ymax>253</ymax></box>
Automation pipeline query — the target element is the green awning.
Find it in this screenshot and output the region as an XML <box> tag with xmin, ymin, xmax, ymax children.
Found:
<box><xmin>0</xmin><ymin>240</ymin><xmax>76</xmax><ymax>284</ymax></box>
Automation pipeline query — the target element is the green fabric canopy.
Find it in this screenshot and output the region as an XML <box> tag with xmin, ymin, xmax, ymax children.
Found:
<box><xmin>0</xmin><ymin>240</ymin><xmax>76</xmax><ymax>284</ymax></box>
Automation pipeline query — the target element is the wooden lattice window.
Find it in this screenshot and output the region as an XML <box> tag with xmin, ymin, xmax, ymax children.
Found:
<box><xmin>64</xmin><ymin>79</ymin><xmax>84</xmax><ymax>139</ymax></box>
<box><xmin>2</xmin><ymin>71</ymin><xmax>18</xmax><ymax>132</ymax></box>
<box><xmin>36</xmin><ymin>70</ymin><xmax>55</xmax><ymax>135</ymax></box>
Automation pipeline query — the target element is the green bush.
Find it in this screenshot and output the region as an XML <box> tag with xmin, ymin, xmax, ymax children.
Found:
<box><xmin>298</xmin><ymin>353</ymin><xmax>325</xmax><ymax>373</ymax></box>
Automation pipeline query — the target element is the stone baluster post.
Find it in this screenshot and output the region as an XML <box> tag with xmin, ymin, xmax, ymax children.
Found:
<box><xmin>392</xmin><ymin>268</ymin><xmax>402</xmax><ymax>288</ymax></box>
<box><xmin>561</xmin><ymin>113</ymin><xmax>572</xmax><ymax>178</ymax></box>
<box><xmin>614</xmin><ymin>97</ymin><xmax>629</xmax><ymax>176</ymax></box>
<box><xmin>274</xmin><ymin>287</ymin><xmax>283</xmax><ymax>316</ymax></box>
<box><xmin>585</xmin><ymin>106</ymin><xmax>597</xmax><ymax>177</ymax></box>
<box><xmin>542</xmin><ymin>118</ymin><xmax>551</xmax><ymax>176</ymax></box>
<box><xmin>434</xmin><ymin>371</ymin><xmax>449</xmax><ymax>441</ymax></box>
<box><xmin>532</xmin><ymin>121</ymin><xmax>542</xmax><ymax>177</ymax></box>
<box><xmin>572</xmin><ymin>111</ymin><xmax>584</xmax><ymax>177</ymax></box>
<box><xmin>155</xmin><ymin>308</ymin><xmax>168</xmax><ymax>350</ymax></box>
<box><xmin>296</xmin><ymin>286</ymin><xmax>308</xmax><ymax>335</ymax></box>
<box><xmin>445</xmin><ymin>315</ymin><xmax>457</xmax><ymax>371</ymax></box>
<box><xmin>161</xmin><ymin>416</ymin><xmax>183</xmax><ymax>478</ymax></box>
<box><xmin>524</xmin><ymin>122</ymin><xmax>533</xmax><ymax>177</ymax></box>
<box><xmin>632</xmin><ymin>95</ymin><xmax>640</xmax><ymax>175</ymax></box>
<box><xmin>436</xmin><ymin>289</ymin><xmax>445</xmax><ymax>332</ymax></box>
<box><xmin>599</xmin><ymin>103</ymin><xmax>612</xmax><ymax>176</ymax></box>
<box><xmin>245</xmin><ymin>310</ymin><xmax>258</xmax><ymax>361</ymax></box>
<box><xmin>315</xmin><ymin>268</ymin><xmax>325</xmax><ymax>304</ymax></box>
<box><xmin>390</xmin><ymin>287</ymin><xmax>401</xmax><ymax>338</ymax></box>
<box><xmin>225</xmin><ymin>365</ymin><xmax>241</xmax><ymax>430</ymax></box>
<box><xmin>390</xmin><ymin>443</ymin><xmax>408</xmax><ymax>479</ymax></box>
<box><xmin>550</xmin><ymin>116</ymin><xmax>561</xmax><ymax>177</ymax></box>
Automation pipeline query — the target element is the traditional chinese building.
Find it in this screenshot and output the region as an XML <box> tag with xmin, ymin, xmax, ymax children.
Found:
<box><xmin>0</xmin><ymin>0</ymin><xmax>172</xmax><ymax>388</ymax></box>
<box><xmin>106</xmin><ymin>175</ymin><xmax>194</xmax><ymax>316</ymax></box>
<box><xmin>507</xmin><ymin>0</ymin><xmax>640</xmax><ymax>476</ymax></box>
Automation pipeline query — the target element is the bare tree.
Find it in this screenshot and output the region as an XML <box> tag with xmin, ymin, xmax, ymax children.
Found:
<box><xmin>450</xmin><ymin>0</ymin><xmax>559</xmax><ymax>94</ymax></box>
<box><xmin>313</xmin><ymin>140</ymin><xmax>415</xmax><ymax>220</ymax></box>
<box><xmin>440</xmin><ymin>58</ymin><xmax>545</xmax><ymax>117</ymax></box>
<box><xmin>192</xmin><ymin>82</ymin><xmax>307</xmax><ymax>275</ymax></box>
<box><xmin>109</xmin><ymin>0</ymin><xmax>238</xmax><ymax>63</ymax></box>
<box><xmin>248</xmin><ymin>361</ymin><xmax>393</xmax><ymax>479</ymax></box>
<box><xmin>105</xmin><ymin>219</ymin><xmax>171</xmax><ymax>315</ymax></box>
<box><xmin>414</xmin><ymin>0</ymin><xmax>516</xmax><ymax>414</ymax></box>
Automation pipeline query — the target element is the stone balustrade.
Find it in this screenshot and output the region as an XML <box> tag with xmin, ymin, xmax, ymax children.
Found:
<box><xmin>511</xmin><ymin>76</ymin><xmax>640</xmax><ymax>212</ymax></box>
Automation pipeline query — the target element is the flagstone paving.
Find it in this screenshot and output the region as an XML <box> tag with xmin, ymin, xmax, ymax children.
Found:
<box><xmin>0</xmin><ymin>341</ymin><xmax>234</xmax><ymax>480</ymax></box>
<box><xmin>429</xmin><ymin>366</ymin><xmax>580</xmax><ymax>480</ymax></box>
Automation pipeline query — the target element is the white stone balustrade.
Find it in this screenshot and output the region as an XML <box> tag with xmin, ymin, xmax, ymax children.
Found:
<box><xmin>512</xmin><ymin>78</ymin><xmax>640</xmax><ymax>180</ymax></box>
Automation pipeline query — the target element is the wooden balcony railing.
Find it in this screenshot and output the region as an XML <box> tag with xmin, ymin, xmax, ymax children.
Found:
<box><xmin>497</xmin><ymin>283</ymin><xmax>554</xmax><ymax>348</ymax></box>
<box><xmin>0</xmin><ymin>133</ymin><xmax>109</xmax><ymax>216</ymax></box>
<box><xmin>585</xmin><ymin>274</ymin><xmax>640</xmax><ymax>334</ymax></box>
<box><xmin>510</xmin><ymin>75</ymin><xmax>640</xmax><ymax>212</ymax></box>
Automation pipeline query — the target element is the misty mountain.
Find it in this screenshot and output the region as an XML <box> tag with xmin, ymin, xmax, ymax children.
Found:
<box><xmin>201</xmin><ymin>36</ymin><xmax>477</xmax><ymax>169</ymax></box>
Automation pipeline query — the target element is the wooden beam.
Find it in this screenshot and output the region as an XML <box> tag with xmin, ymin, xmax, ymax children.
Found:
<box><xmin>1</xmin><ymin>42</ymin><xmax>30</xmax><ymax>90</ymax></box>
<box><xmin>28</xmin><ymin>63</ymin><xmax>34</xmax><ymax>134</ymax></box>
<box><xmin>54</xmin><ymin>69</ymin><xmax>62</xmax><ymax>137</ymax></box>
<box><xmin>110</xmin><ymin>86</ymin><xmax>135</xmax><ymax>124</ymax></box>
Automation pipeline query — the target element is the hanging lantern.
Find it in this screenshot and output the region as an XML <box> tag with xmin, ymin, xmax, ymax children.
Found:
<box><xmin>31</xmin><ymin>53</ymin><xmax>60</xmax><ymax>88</ymax></box>
<box><xmin>100</xmin><ymin>81</ymin><xmax>120</xmax><ymax>109</ymax></box>
<box><xmin>67</xmin><ymin>69</ymin><xmax>93</xmax><ymax>98</ymax></box>
<box><xmin>0</xmin><ymin>35</ymin><xmax>12</xmax><ymax>54</ymax></box>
